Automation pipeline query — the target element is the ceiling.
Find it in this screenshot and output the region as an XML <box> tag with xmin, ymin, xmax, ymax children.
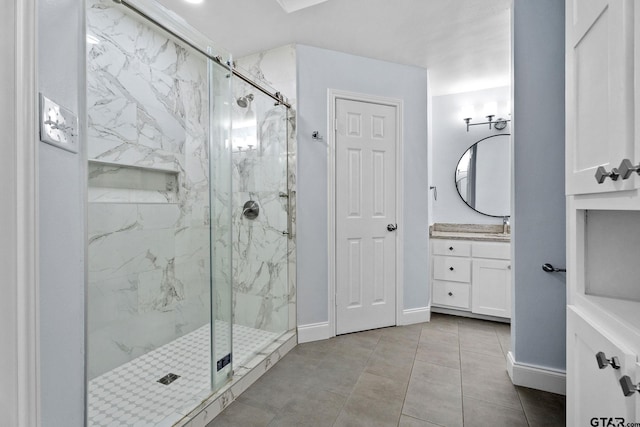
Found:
<box><xmin>155</xmin><ymin>0</ymin><xmax>511</xmax><ymax>96</ymax></box>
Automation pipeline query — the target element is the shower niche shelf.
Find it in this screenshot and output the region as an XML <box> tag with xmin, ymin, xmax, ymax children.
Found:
<box><xmin>88</xmin><ymin>159</ymin><xmax>179</xmax><ymax>204</ymax></box>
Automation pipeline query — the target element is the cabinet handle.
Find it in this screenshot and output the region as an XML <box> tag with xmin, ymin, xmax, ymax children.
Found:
<box><xmin>449</xmin><ymin>267</ymin><xmax>454</xmax><ymax>271</ymax></box>
<box><xmin>448</xmin><ymin>292</ymin><xmax>453</xmax><ymax>296</ymax></box>
<box><xmin>449</xmin><ymin>246</ymin><xmax>454</xmax><ymax>251</ymax></box>
<box><xmin>618</xmin><ymin>159</ymin><xmax>640</xmax><ymax>180</ymax></box>
<box><xmin>619</xmin><ymin>376</ymin><xmax>640</xmax><ymax>397</ymax></box>
<box><xmin>595</xmin><ymin>166</ymin><xmax>620</xmax><ymax>184</ymax></box>
<box><xmin>596</xmin><ymin>351</ymin><xmax>621</xmax><ymax>370</ymax></box>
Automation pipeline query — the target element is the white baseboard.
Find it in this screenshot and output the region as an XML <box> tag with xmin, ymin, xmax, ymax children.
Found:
<box><xmin>297</xmin><ymin>321</ymin><xmax>332</xmax><ymax>343</ymax></box>
<box><xmin>399</xmin><ymin>307</ymin><xmax>431</xmax><ymax>326</ymax></box>
<box><xmin>507</xmin><ymin>351</ymin><xmax>566</xmax><ymax>395</ymax></box>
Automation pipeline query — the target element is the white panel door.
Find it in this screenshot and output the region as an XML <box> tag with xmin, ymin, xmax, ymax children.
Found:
<box><xmin>335</xmin><ymin>99</ymin><xmax>397</xmax><ymax>335</ymax></box>
<box><xmin>566</xmin><ymin>0</ymin><xmax>635</xmax><ymax>195</ymax></box>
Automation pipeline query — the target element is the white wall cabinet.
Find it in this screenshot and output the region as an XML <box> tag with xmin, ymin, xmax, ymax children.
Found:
<box><xmin>567</xmin><ymin>307</ymin><xmax>639</xmax><ymax>424</ymax></box>
<box><xmin>566</xmin><ymin>0</ymin><xmax>640</xmax><ymax>423</ymax></box>
<box><xmin>566</xmin><ymin>0</ymin><xmax>636</xmax><ymax>195</ymax></box>
<box><xmin>431</xmin><ymin>239</ymin><xmax>510</xmax><ymax>319</ymax></box>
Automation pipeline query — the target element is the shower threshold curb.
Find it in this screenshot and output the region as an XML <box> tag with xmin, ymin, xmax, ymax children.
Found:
<box><xmin>173</xmin><ymin>330</ymin><xmax>297</xmax><ymax>427</ymax></box>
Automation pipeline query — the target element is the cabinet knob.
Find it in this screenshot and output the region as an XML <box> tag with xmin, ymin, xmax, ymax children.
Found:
<box><xmin>449</xmin><ymin>267</ymin><xmax>454</xmax><ymax>271</ymax></box>
<box><xmin>618</xmin><ymin>159</ymin><xmax>640</xmax><ymax>180</ymax></box>
<box><xmin>595</xmin><ymin>166</ymin><xmax>620</xmax><ymax>184</ymax></box>
<box><xmin>449</xmin><ymin>246</ymin><xmax>454</xmax><ymax>251</ymax></box>
<box><xmin>448</xmin><ymin>292</ymin><xmax>453</xmax><ymax>296</ymax></box>
<box><xmin>596</xmin><ymin>351</ymin><xmax>621</xmax><ymax>370</ymax></box>
<box><xmin>619</xmin><ymin>376</ymin><xmax>640</xmax><ymax>397</ymax></box>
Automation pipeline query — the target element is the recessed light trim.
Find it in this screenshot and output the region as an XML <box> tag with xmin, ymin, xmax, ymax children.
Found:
<box><xmin>275</xmin><ymin>0</ymin><xmax>329</xmax><ymax>13</ymax></box>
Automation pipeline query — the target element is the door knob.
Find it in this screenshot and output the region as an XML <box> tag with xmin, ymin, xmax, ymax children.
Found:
<box><xmin>542</xmin><ymin>263</ymin><xmax>566</xmax><ymax>273</ymax></box>
<box><xmin>387</xmin><ymin>224</ymin><xmax>397</xmax><ymax>232</ymax></box>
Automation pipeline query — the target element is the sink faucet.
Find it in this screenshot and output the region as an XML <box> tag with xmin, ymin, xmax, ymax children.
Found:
<box><xmin>502</xmin><ymin>216</ymin><xmax>510</xmax><ymax>234</ymax></box>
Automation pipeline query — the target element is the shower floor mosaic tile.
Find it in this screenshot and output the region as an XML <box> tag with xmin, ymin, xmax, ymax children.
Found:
<box><xmin>88</xmin><ymin>322</ymin><xmax>280</xmax><ymax>427</ymax></box>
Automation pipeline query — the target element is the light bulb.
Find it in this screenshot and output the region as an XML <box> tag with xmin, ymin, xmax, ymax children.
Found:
<box><xmin>460</xmin><ymin>105</ymin><xmax>474</xmax><ymax>120</ymax></box>
<box><xmin>483</xmin><ymin>102</ymin><xmax>498</xmax><ymax>117</ymax></box>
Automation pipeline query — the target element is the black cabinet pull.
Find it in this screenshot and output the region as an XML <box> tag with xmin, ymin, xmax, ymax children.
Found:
<box><xmin>596</xmin><ymin>351</ymin><xmax>620</xmax><ymax>370</ymax></box>
<box><xmin>448</xmin><ymin>292</ymin><xmax>453</xmax><ymax>296</ymax></box>
<box><xmin>449</xmin><ymin>267</ymin><xmax>454</xmax><ymax>271</ymax></box>
<box><xmin>620</xmin><ymin>376</ymin><xmax>640</xmax><ymax>396</ymax></box>
<box><xmin>449</xmin><ymin>246</ymin><xmax>454</xmax><ymax>251</ymax></box>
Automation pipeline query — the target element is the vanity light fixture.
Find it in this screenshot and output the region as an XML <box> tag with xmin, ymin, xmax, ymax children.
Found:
<box><xmin>463</xmin><ymin>115</ymin><xmax>511</xmax><ymax>132</ymax></box>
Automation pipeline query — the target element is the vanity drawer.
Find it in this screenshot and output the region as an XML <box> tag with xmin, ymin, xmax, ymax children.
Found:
<box><xmin>472</xmin><ymin>241</ymin><xmax>510</xmax><ymax>260</ymax></box>
<box><xmin>432</xmin><ymin>240</ymin><xmax>472</xmax><ymax>257</ymax></box>
<box><xmin>433</xmin><ymin>256</ymin><xmax>471</xmax><ymax>283</ymax></box>
<box><xmin>432</xmin><ymin>281</ymin><xmax>471</xmax><ymax>309</ymax></box>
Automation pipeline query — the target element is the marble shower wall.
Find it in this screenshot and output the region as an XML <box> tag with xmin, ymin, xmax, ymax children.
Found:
<box><xmin>85</xmin><ymin>0</ymin><xmax>232</xmax><ymax>379</ymax></box>
<box><xmin>233</xmin><ymin>45</ymin><xmax>297</xmax><ymax>334</ymax></box>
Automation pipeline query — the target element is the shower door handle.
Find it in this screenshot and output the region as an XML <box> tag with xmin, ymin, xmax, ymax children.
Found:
<box><xmin>387</xmin><ymin>224</ymin><xmax>397</xmax><ymax>232</ymax></box>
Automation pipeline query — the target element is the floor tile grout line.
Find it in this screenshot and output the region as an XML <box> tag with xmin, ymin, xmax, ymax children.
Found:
<box><xmin>395</xmin><ymin>326</ymin><xmax>423</xmax><ymax>427</ymax></box>
<box><xmin>457</xmin><ymin>317</ymin><xmax>466</xmax><ymax>427</ymax></box>
<box><xmin>331</xmin><ymin>331</ymin><xmax>380</xmax><ymax>427</ymax></box>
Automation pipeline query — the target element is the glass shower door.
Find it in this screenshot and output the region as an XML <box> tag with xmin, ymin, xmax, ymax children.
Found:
<box><xmin>231</xmin><ymin>80</ymin><xmax>290</xmax><ymax>367</ymax></box>
<box><xmin>85</xmin><ymin>0</ymin><xmax>233</xmax><ymax>424</ymax></box>
<box><xmin>209</xmin><ymin>56</ymin><xmax>233</xmax><ymax>390</ymax></box>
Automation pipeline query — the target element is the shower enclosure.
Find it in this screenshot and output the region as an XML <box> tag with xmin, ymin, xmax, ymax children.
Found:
<box><xmin>85</xmin><ymin>0</ymin><xmax>294</xmax><ymax>425</ymax></box>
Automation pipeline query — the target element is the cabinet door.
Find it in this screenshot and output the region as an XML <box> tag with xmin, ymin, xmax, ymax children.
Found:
<box><xmin>471</xmin><ymin>259</ymin><xmax>510</xmax><ymax>318</ymax></box>
<box><xmin>567</xmin><ymin>307</ymin><xmax>638</xmax><ymax>425</ymax></box>
<box><xmin>566</xmin><ymin>0</ymin><xmax>635</xmax><ymax>195</ymax></box>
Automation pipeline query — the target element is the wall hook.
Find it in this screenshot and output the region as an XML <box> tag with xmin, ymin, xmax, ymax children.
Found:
<box><xmin>429</xmin><ymin>186</ymin><xmax>437</xmax><ymax>201</ymax></box>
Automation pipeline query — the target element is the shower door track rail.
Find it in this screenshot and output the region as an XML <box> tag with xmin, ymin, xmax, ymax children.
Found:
<box><xmin>112</xmin><ymin>0</ymin><xmax>292</xmax><ymax>109</ymax></box>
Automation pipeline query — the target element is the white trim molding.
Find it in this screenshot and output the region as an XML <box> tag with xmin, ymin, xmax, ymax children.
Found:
<box><xmin>507</xmin><ymin>351</ymin><xmax>566</xmax><ymax>396</ymax></box>
<box><xmin>399</xmin><ymin>307</ymin><xmax>431</xmax><ymax>326</ymax></box>
<box><xmin>1</xmin><ymin>0</ymin><xmax>39</xmax><ymax>426</ymax></box>
<box><xmin>327</xmin><ymin>89</ymin><xmax>404</xmax><ymax>337</ymax></box>
<box><xmin>297</xmin><ymin>322</ymin><xmax>332</xmax><ymax>343</ymax></box>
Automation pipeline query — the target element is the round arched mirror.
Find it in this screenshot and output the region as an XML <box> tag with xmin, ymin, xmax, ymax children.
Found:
<box><xmin>455</xmin><ymin>134</ymin><xmax>511</xmax><ymax>217</ymax></box>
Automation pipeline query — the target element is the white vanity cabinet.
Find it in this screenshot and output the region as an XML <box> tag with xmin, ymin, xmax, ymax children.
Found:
<box><xmin>431</xmin><ymin>238</ymin><xmax>510</xmax><ymax>319</ymax></box>
<box><xmin>566</xmin><ymin>0</ymin><xmax>640</xmax><ymax>422</ymax></box>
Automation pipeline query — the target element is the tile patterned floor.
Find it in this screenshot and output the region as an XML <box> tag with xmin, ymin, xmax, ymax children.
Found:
<box><xmin>88</xmin><ymin>321</ymin><xmax>280</xmax><ymax>427</ymax></box>
<box><xmin>209</xmin><ymin>314</ymin><xmax>566</xmax><ymax>427</ymax></box>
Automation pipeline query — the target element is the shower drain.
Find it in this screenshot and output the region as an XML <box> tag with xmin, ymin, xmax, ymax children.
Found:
<box><xmin>157</xmin><ymin>373</ymin><xmax>180</xmax><ymax>385</ymax></box>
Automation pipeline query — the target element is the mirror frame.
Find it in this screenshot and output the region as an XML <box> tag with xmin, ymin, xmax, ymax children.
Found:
<box><xmin>454</xmin><ymin>133</ymin><xmax>511</xmax><ymax>218</ymax></box>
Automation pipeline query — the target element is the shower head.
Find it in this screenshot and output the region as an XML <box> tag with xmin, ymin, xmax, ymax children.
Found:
<box><xmin>236</xmin><ymin>94</ymin><xmax>254</xmax><ymax>108</ymax></box>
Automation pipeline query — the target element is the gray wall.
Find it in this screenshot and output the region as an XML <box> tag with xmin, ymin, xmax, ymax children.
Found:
<box><xmin>0</xmin><ymin>2</ymin><xmax>18</xmax><ymax>424</ymax></box>
<box><xmin>296</xmin><ymin>44</ymin><xmax>429</xmax><ymax>326</ymax></box>
<box><xmin>512</xmin><ymin>0</ymin><xmax>566</xmax><ymax>371</ymax></box>
<box><xmin>431</xmin><ymin>87</ymin><xmax>510</xmax><ymax>224</ymax></box>
<box><xmin>38</xmin><ymin>0</ymin><xmax>86</xmax><ymax>424</ymax></box>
